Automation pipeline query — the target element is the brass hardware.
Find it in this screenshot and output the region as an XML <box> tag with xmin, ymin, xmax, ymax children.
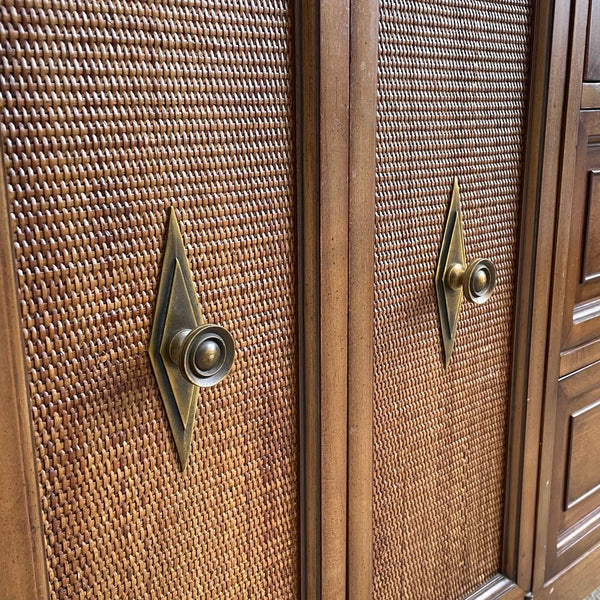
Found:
<box><xmin>435</xmin><ymin>179</ymin><xmax>497</xmax><ymax>367</ymax></box>
<box><xmin>445</xmin><ymin>258</ymin><xmax>496</xmax><ymax>304</ymax></box>
<box><xmin>168</xmin><ymin>325</ymin><xmax>234</xmax><ymax>388</ymax></box>
<box><xmin>149</xmin><ymin>208</ymin><xmax>235</xmax><ymax>468</ymax></box>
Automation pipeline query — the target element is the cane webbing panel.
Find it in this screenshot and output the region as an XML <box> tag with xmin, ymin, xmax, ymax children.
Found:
<box><xmin>373</xmin><ymin>2</ymin><xmax>531</xmax><ymax>598</ymax></box>
<box><xmin>0</xmin><ymin>2</ymin><xmax>297</xmax><ymax>598</ymax></box>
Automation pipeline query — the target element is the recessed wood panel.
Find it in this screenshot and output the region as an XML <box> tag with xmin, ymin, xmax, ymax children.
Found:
<box><xmin>582</xmin><ymin>171</ymin><xmax>600</xmax><ymax>281</ymax></box>
<box><xmin>585</xmin><ymin>0</ymin><xmax>600</xmax><ymax>81</ymax></box>
<box><xmin>561</xmin><ymin>112</ymin><xmax>600</xmax><ymax>360</ymax></box>
<box><xmin>547</xmin><ymin>361</ymin><xmax>600</xmax><ymax>577</ymax></box>
<box><xmin>566</xmin><ymin>399</ymin><xmax>600</xmax><ymax>508</ymax></box>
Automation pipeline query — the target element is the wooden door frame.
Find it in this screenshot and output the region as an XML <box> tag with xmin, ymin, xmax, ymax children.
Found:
<box><xmin>296</xmin><ymin>0</ymin><xmax>379</xmax><ymax>598</ymax></box>
<box><xmin>501</xmin><ymin>0</ymin><xmax>577</xmax><ymax>593</ymax></box>
<box><xmin>296</xmin><ymin>0</ymin><xmax>350</xmax><ymax>597</ymax></box>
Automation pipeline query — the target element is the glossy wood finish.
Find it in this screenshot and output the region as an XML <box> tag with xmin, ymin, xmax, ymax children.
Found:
<box><xmin>463</xmin><ymin>576</ymin><xmax>523</xmax><ymax>600</ymax></box>
<box><xmin>532</xmin><ymin>0</ymin><xmax>600</xmax><ymax>594</ymax></box>
<box><xmin>546</xmin><ymin>361</ymin><xmax>600</xmax><ymax>575</ymax></box>
<box><xmin>537</xmin><ymin>541</ymin><xmax>600</xmax><ymax>599</ymax></box>
<box><xmin>565</xmin><ymin>401</ymin><xmax>600</xmax><ymax>509</ymax></box>
<box><xmin>501</xmin><ymin>0</ymin><xmax>572</xmax><ymax>589</ymax></box>
<box><xmin>0</xmin><ymin>152</ymin><xmax>49</xmax><ymax>598</ymax></box>
<box><xmin>530</xmin><ymin>0</ymin><xmax>590</xmax><ymax>591</ymax></box>
<box><xmin>581</xmin><ymin>171</ymin><xmax>600</xmax><ymax>282</ymax></box>
<box><xmin>560</xmin><ymin>336</ymin><xmax>600</xmax><ymax>377</ymax></box>
<box><xmin>561</xmin><ymin>111</ymin><xmax>600</xmax><ymax>353</ymax></box>
<box><xmin>486</xmin><ymin>0</ymin><xmax>592</xmax><ymax>595</ymax></box>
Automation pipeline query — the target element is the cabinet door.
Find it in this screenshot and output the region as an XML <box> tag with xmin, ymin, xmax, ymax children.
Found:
<box><xmin>361</xmin><ymin>1</ymin><xmax>533</xmax><ymax>598</ymax></box>
<box><xmin>0</xmin><ymin>2</ymin><xmax>299</xmax><ymax>598</ymax></box>
<box><xmin>345</xmin><ymin>0</ymin><xmax>600</xmax><ymax>596</ymax></box>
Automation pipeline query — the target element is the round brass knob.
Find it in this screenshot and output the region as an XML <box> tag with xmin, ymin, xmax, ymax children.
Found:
<box><xmin>194</xmin><ymin>338</ymin><xmax>222</xmax><ymax>372</ymax></box>
<box><xmin>169</xmin><ymin>324</ymin><xmax>235</xmax><ymax>387</ymax></box>
<box><xmin>446</xmin><ymin>258</ymin><xmax>496</xmax><ymax>304</ymax></box>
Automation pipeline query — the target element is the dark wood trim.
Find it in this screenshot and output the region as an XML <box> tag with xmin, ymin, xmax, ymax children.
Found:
<box><xmin>346</xmin><ymin>0</ymin><xmax>378</xmax><ymax>597</ymax></box>
<box><xmin>0</xmin><ymin>150</ymin><xmax>48</xmax><ymax>597</ymax></box>
<box><xmin>532</xmin><ymin>0</ymin><xmax>590</xmax><ymax>589</ymax></box>
<box><xmin>558</xmin><ymin>112</ymin><xmax>600</xmax><ymax>355</ymax></box>
<box><xmin>296</xmin><ymin>1</ymin><xmax>321</xmax><ymax>597</ymax></box>
<box><xmin>583</xmin><ymin>0</ymin><xmax>600</xmax><ymax>82</ymax></box>
<box><xmin>560</xmin><ymin>337</ymin><xmax>600</xmax><ymax>377</ymax></box>
<box><xmin>502</xmin><ymin>0</ymin><xmax>577</xmax><ymax>591</ymax></box>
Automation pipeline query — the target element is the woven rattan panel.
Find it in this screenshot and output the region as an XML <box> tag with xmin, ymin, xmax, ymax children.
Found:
<box><xmin>0</xmin><ymin>2</ymin><xmax>297</xmax><ymax>598</ymax></box>
<box><xmin>373</xmin><ymin>2</ymin><xmax>532</xmax><ymax>598</ymax></box>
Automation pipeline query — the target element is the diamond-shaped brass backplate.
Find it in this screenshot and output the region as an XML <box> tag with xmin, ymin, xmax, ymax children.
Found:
<box><xmin>435</xmin><ymin>178</ymin><xmax>467</xmax><ymax>368</ymax></box>
<box><xmin>149</xmin><ymin>208</ymin><xmax>204</xmax><ymax>468</ymax></box>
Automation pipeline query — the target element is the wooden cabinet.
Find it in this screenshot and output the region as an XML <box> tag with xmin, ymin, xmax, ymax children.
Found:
<box><xmin>0</xmin><ymin>2</ymin><xmax>300</xmax><ymax>599</ymax></box>
<box><xmin>551</xmin><ymin>111</ymin><xmax>600</xmax><ymax>580</ymax></box>
<box><xmin>2</xmin><ymin>0</ymin><xmax>600</xmax><ymax>599</ymax></box>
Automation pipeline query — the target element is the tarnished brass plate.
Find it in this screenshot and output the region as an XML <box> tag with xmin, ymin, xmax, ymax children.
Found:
<box><xmin>435</xmin><ymin>178</ymin><xmax>466</xmax><ymax>368</ymax></box>
<box><xmin>149</xmin><ymin>208</ymin><xmax>203</xmax><ymax>468</ymax></box>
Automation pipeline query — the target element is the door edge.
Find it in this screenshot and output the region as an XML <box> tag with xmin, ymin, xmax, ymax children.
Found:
<box><xmin>0</xmin><ymin>145</ymin><xmax>49</xmax><ymax>598</ymax></box>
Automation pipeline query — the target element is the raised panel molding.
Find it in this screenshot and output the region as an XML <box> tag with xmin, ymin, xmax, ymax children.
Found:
<box><xmin>548</xmin><ymin>361</ymin><xmax>600</xmax><ymax>576</ymax></box>
<box><xmin>561</xmin><ymin>113</ymin><xmax>600</xmax><ymax>357</ymax></box>
<box><xmin>565</xmin><ymin>398</ymin><xmax>600</xmax><ymax>508</ymax></box>
<box><xmin>582</xmin><ymin>171</ymin><xmax>600</xmax><ymax>282</ymax></box>
<box><xmin>585</xmin><ymin>0</ymin><xmax>600</xmax><ymax>81</ymax></box>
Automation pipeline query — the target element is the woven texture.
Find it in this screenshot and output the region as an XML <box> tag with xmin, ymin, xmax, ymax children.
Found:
<box><xmin>373</xmin><ymin>1</ymin><xmax>532</xmax><ymax>598</ymax></box>
<box><xmin>0</xmin><ymin>2</ymin><xmax>297</xmax><ymax>598</ymax></box>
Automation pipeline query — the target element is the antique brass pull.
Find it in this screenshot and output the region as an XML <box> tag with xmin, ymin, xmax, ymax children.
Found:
<box><xmin>445</xmin><ymin>258</ymin><xmax>496</xmax><ymax>304</ymax></box>
<box><xmin>149</xmin><ymin>208</ymin><xmax>235</xmax><ymax>468</ymax></box>
<box><xmin>435</xmin><ymin>179</ymin><xmax>497</xmax><ymax>367</ymax></box>
<box><xmin>169</xmin><ymin>324</ymin><xmax>234</xmax><ymax>388</ymax></box>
